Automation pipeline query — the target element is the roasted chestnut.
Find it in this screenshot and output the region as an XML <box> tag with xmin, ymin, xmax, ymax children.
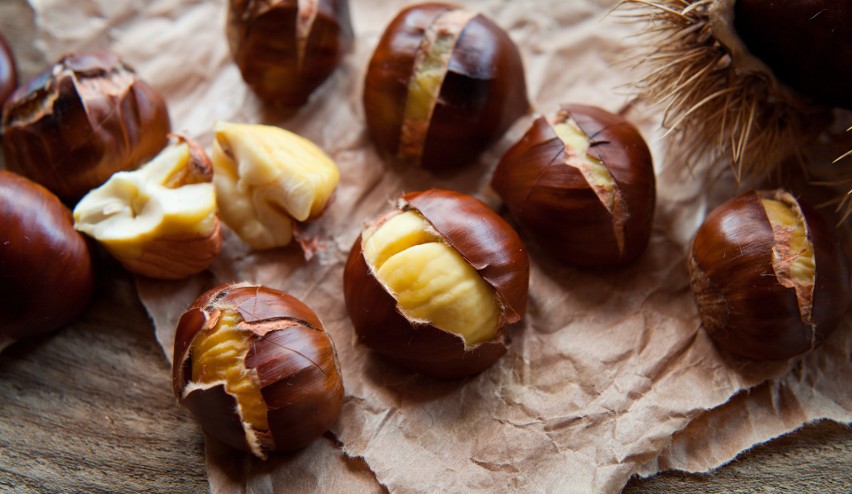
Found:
<box><xmin>491</xmin><ymin>104</ymin><xmax>656</xmax><ymax>267</ymax></box>
<box><xmin>73</xmin><ymin>135</ymin><xmax>221</xmax><ymax>280</ymax></box>
<box><xmin>688</xmin><ymin>190</ymin><xmax>851</xmax><ymax>361</ymax></box>
<box><xmin>173</xmin><ymin>283</ymin><xmax>344</xmax><ymax>458</ymax></box>
<box><xmin>343</xmin><ymin>189</ymin><xmax>529</xmax><ymax>378</ymax></box>
<box><xmin>363</xmin><ymin>2</ymin><xmax>529</xmax><ymax>171</ymax></box>
<box><xmin>210</xmin><ymin>121</ymin><xmax>340</xmax><ymax>249</ymax></box>
<box><xmin>0</xmin><ymin>32</ymin><xmax>16</xmax><ymax>107</ymax></box>
<box><xmin>2</xmin><ymin>52</ymin><xmax>171</xmax><ymax>202</ymax></box>
<box><xmin>0</xmin><ymin>170</ymin><xmax>94</xmax><ymax>351</ymax></box>
<box><xmin>227</xmin><ymin>0</ymin><xmax>353</xmax><ymax>107</ymax></box>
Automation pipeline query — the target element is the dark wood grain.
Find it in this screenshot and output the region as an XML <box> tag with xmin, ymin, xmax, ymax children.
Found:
<box><xmin>0</xmin><ymin>1</ymin><xmax>850</xmax><ymax>493</ymax></box>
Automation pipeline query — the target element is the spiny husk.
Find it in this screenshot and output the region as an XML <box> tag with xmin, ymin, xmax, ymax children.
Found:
<box><xmin>616</xmin><ymin>0</ymin><xmax>833</xmax><ymax>183</ymax></box>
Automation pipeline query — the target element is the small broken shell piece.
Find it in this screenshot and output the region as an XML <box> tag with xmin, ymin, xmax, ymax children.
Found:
<box><xmin>73</xmin><ymin>135</ymin><xmax>221</xmax><ymax>279</ymax></box>
<box><xmin>211</xmin><ymin>121</ymin><xmax>340</xmax><ymax>250</ymax></box>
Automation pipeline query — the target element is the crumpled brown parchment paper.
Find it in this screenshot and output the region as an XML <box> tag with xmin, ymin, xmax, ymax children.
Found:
<box><xmin>30</xmin><ymin>0</ymin><xmax>852</xmax><ymax>492</ymax></box>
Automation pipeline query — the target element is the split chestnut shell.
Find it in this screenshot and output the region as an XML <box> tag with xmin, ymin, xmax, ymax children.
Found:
<box><xmin>227</xmin><ymin>0</ymin><xmax>354</xmax><ymax>107</ymax></box>
<box><xmin>491</xmin><ymin>104</ymin><xmax>655</xmax><ymax>267</ymax></box>
<box><xmin>173</xmin><ymin>283</ymin><xmax>344</xmax><ymax>458</ymax></box>
<box><xmin>343</xmin><ymin>189</ymin><xmax>529</xmax><ymax>378</ymax></box>
<box><xmin>363</xmin><ymin>2</ymin><xmax>529</xmax><ymax>171</ymax></box>
<box><xmin>688</xmin><ymin>190</ymin><xmax>851</xmax><ymax>361</ymax></box>
<box><xmin>1</xmin><ymin>52</ymin><xmax>171</xmax><ymax>202</ymax></box>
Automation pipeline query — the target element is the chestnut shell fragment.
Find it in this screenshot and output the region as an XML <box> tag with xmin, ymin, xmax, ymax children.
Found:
<box><xmin>363</xmin><ymin>3</ymin><xmax>529</xmax><ymax>171</ymax></box>
<box><xmin>491</xmin><ymin>104</ymin><xmax>656</xmax><ymax>267</ymax></box>
<box><xmin>173</xmin><ymin>283</ymin><xmax>344</xmax><ymax>456</ymax></box>
<box><xmin>688</xmin><ymin>191</ymin><xmax>851</xmax><ymax>361</ymax></box>
<box><xmin>2</xmin><ymin>52</ymin><xmax>171</xmax><ymax>202</ymax></box>
<box><xmin>227</xmin><ymin>0</ymin><xmax>354</xmax><ymax>107</ymax></box>
<box><xmin>0</xmin><ymin>170</ymin><xmax>94</xmax><ymax>349</ymax></box>
<box><xmin>734</xmin><ymin>0</ymin><xmax>852</xmax><ymax>110</ymax></box>
<box><xmin>343</xmin><ymin>189</ymin><xmax>529</xmax><ymax>378</ymax></box>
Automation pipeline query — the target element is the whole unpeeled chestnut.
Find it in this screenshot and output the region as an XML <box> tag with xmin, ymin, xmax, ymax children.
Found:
<box><xmin>2</xmin><ymin>52</ymin><xmax>171</xmax><ymax>202</ymax></box>
<box><xmin>363</xmin><ymin>3</ymin><xmax>529</xmax><ymax>171</ymax></box>
<box><xmin>0</xmin><ymin>32</ymin><xmax>17</xmax><ymax>106</ymax></box>
<box><xmin>227</xmin><ymin>0</ymin><xmax>353</xmax><ymax>107</ymax></box>
<box><xmin>0</xmin><ymin>170</ymin><xmax>94</xmax><ymax>351</ymax></box>
<box><xmin>689</xmin><ymin>190</ymin><xmax>851</xmax><ymax>361</ymax></box>
<box><xmin>173</xmin><ymin>283</ymin><xmax>344</xmax><ymax>458</ymax></box>
<box><xmin>491</xmin><ymin>104</ymin><xmax>656</xmax><ymax>267</ymax></box>
<box><xmin>343</xmin><ymin>189</ymin><xmax>529</xmax><ymax>378</ymax></box>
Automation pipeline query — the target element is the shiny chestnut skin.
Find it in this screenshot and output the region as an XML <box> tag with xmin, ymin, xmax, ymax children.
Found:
<box><xmin>735</xmin><ymin>0</ymin><xmax>852</xmax><ymax>110</ymax></box>
<box><xmin>343</xmin><ymin>189</ymin><xmax>529</xmax><ymax>378</ymax></box>
<box><xmin>0</xmin><ymin>32</ymin><xmax>17</xmax><ymax>107</ymax></box>
<box><xmin>173</xmin><ymin>283</ymin><xmax>344</xmax><ymax>457</ymax></box>
<box><xmin>227</xmin><ymin>0</ymin><xmax>353</xmax><ymax>107</ymax></box>
<box><xmin>688</xmin><ymin>190</ymin><xmax>851</xmax><ymax>361</ymax></box>
<box><xmin>0</xmin><ymin>170</ymin><xmax>94</xmax><ymax>350</ymax></box>
<box><xmin>363</xmin><ymin>3</ymin><xmax>529</xmax><ymax>171</ymax></box>
<box><xmin>491</xmin><ymin>104</ymin><xmax>656</xmax><ymax>267</ymax></box>
<box><xmin>2</xmin><ymin>52</ymin><xmax>171</xmax><ymax>202</ymax></box>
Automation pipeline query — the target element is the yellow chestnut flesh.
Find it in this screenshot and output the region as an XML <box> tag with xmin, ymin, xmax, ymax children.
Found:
<box><xmin>760</xmin><ymin>196</ymin><xmax>814</xmax><ymax>316</ymax></box>
<box><xmin>211</xmin><ymin>122</ymin><xmax>340</xmax><ymax>249</ymax></box>
<box><xmin>362</xmin><ymin>211</ymin><xmax>500</xmax><ymax>346</ymax></box>
<box><xmin>189</xmin><ymin>309</ymin><xmax>269</xmax><ymax>437</ymax></box>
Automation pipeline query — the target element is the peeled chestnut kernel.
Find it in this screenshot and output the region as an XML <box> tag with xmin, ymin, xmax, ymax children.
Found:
<box><xmin>491</xmin><ymin>104</ymin><xmax>656</xmax><ymax>267</ymax></box>
<box><xmin>363</xmin><ymin>3</ymin><xmax>529</xmax><ymax>171</ymax></box>
<box><xmin>173</xmin><ymin>283</ymin><xmax>344</xmax><ymax>458</ymax></box>
<box><xmin>0</xmin><ymin>32</ymin><xmax>17</xmax><ymax>106</ymax></box>
<box><xmin>227</xmin><ymin>0</ymin><xmax>353</xmax><ymax>107</ymax></box>
<box><xmin>689</xmin><ymin>190</ymin><xmax>852</xmax><ymax>361</ymax></box>
<box><xmin>1</xmin><ymin>51</ymin><xmax>171</xmax><ymax>202</ymax></box>
<box><xmin>211</xmin><ymin>121</ymin><xmax>340</xmax><ymax>249</ymax></box>
<box><xmin>0</xmin><ymin>170</ymin><xmax>94</xmax><ymax>351</ymax></box>
<box><xmin>343</xmin><ymin>189</ymin><xmax>529</xmax><ymax>378</ymax></box>
<box><xmin>73</xmin><ymin>135</ymin><xmax>221</xmax><ymax>280</ymax></box>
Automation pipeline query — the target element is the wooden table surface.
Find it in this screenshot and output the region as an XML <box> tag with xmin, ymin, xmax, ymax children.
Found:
<box><xmin>1</xmin><ymin>1</ymin><xmax>850</xmax><ymax>492</ymax></box>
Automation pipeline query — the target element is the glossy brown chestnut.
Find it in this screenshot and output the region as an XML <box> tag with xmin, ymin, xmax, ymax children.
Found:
<box><xmin>688</xmin><ymin>190</ymin><xmax>851</xmax><ymax>361</ymax></box>
<box><xmin>173</xmin><ymin>283</ymin><xmax>344</xmax><ymax>458</ymax></box>
<box><xmin>1</xmin><ymin>52</ymin><xmax>171</xmax><ymax>202</ymax></box>
<box><xmin>0</xmin><ymin>32</ymin><xmax>17</xmax><ymax>107</ymax></box>
<box><xmin>0</xmin><ymin>170</ymin><xmax>94</xmax><ymax>351</ymax></box>
<box><xmin>363</xmin><ymin>2</ymin><xmax>529</xmax><ymax>171</ymax></box>
<box><xmin>734</xmin><ymin>0</ymin><xmax>851</xmax><ymax>110</ymax></box>
<box><xmin>343</xmin><ymin>189</ymin><xmax>529</xmax><ymax>378</ymax></box>
<box><xmin>227</xmin><ymin>0</ymin><xmax>353</xmax><ymax>107</ymax></box>
<box><xmin>491</xmin><ymin>104</ymin><xmax>656</xmax><ymax>267</ymax></box>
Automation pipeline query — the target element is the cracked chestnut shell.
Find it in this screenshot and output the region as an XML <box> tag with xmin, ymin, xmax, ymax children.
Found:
<box><xmin>227</xmin><ymin>0</ymin><xmax>354</xmax><ymax>107</ymax></box>
<box><xmin>1</xmin><ymin>52</ymin><xmax>171</xmax><ymax>202</ymax></box>
<box><xmin>0</xmin><ymin>170</ymin><xmax>94</xmax><ymax>351</ymax></box>
<box><xmin>491</xmin><ymin>104</ymin><xmax>655</xmax><ymax>267</ymax></box>
<box><xmin>363</xmin><ymin>2</ymin><xmax>529</xmax><ymax>171</ymax></box>
<box><xmin>173</xmin><ymin>283</ymin><xmax>344</xmax><ymax>458</ymax></box>
<box><xmin>688</xmin><ymin>190</ymin><xmax>851</xmax><ymax>361</ymax></box>
<box><xmin>343</xmin><ymin>189</ymin><xmax>529</xmax><ymax>378</ymax></box>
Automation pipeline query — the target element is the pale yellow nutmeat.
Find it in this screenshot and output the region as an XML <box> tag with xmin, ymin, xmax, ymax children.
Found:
<box><xmin>73</xmin><ymin>141</ymin><xmax>218</xmax><ymax>261</ymax></box>
<box><xmin>211</xmin><ymin>122</ymin><xmax>340</xmax><ymax>250</ymax></box>
<box><xmin>761</xmin><ymin>196</ymin><xmax>815</xmax><ymax>293</ymax></box>
<box><xmin>362</xmin><ymin>211</ymin><xmax>501</xmax><ymax>346</ymax></box>
<box><xmin>187</xmin><ymin>309</ymin><xmax>269</xmax><ymax>458</ymax></box>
